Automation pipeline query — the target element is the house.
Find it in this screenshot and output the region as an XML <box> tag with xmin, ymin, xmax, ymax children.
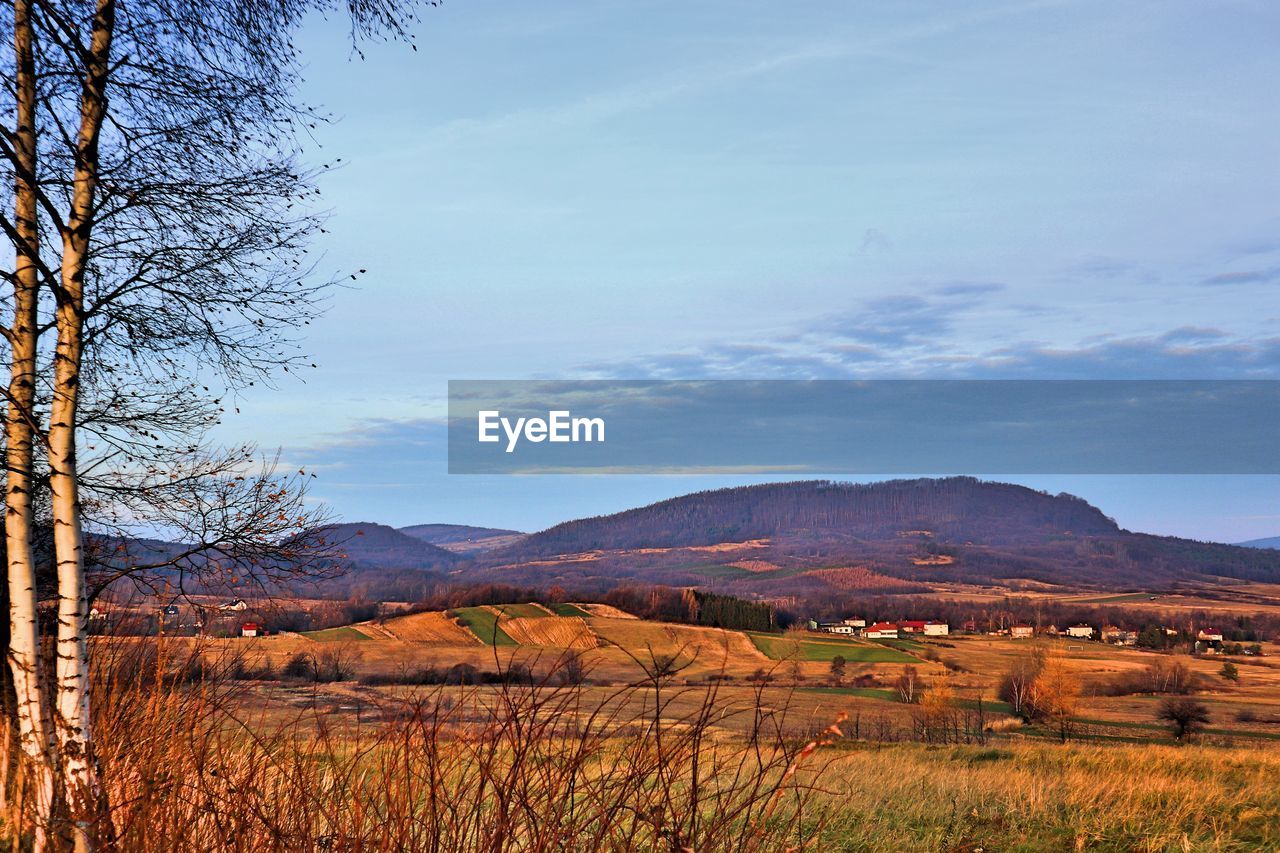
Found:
<box><xmin>1099</xmin><ymin>625</ymin><xmax>1124</xmax><ymax>643</ymax></box>
<box><xmin>89</xmin><ymin>606</ymin><xmax>107</xmax><ymax>620</ymax></box>
<box><xmin>961</xmin><ymin>619</ymin><xmax>979</xmax><ymax>634</ymax></box>
<box><xmin>1066</xmin><ymin>624</ymin><xmax>1094</xmax><ymax>639</ymax></box>
<box><xmin>899</xmin><ymin>620</ymin><xmax>927</xmax><ymax>634</ymax></box>
<box><xmin>1197</xmin><ymin>628</ymin><xmax>1224</xmax><ymax>643</ymax></box>
<box><xmin>863</xmin><ymin>622</ymin><xmax>899</xmax><ymax>640</ymax></box>
<box><xmin>843</xmin><ymin>618</ymin><xmax>867</xmax><ymax>629</ymax></box>
<box><xmin>240</xmin><ymin>622</ymin><xmax>261</xmax><ymax>638</ymax></box>
<box><xmin>1010</xmin><ymin>624</ymin><xmax>1034</xmax><ymax>639</ymax></box>
<box><xmin>817</xmin><ymin>621</ymin><xmax>854</xmax><ymax>635</ymax></box>
<box><xmin>923</xmin><ymin>621</ymin><xmax>949</xmax><ymax>637</ymax></box>
<box><xmin>1042</xmin><ymin>624</ymin><xmax>1060</xmax><ymax>636</ymax></box>
<box><xmin>219</xmin><ymin>599</ymin><xmax>249</xmax><ymax>612</ymax></box>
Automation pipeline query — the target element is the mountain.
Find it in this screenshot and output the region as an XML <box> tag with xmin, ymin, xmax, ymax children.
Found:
<box><xmin>508</xmin><ymin>478</ymin><xmax>1118</xmax><ymax>557</ymax></box>
<box><xmin>399</xmin><ymin>523</ymin><xmax>524</xmax><ymax>554</ymax></box>
<box><xmin>316</xmin><ymin>522</ymin><xmax>461</xmax><ymax>570</ymax></box>
<box><xmin>1239</xmin><ymin>536</ymin><xmax>1280</xmax><ymax>550</ymax></box>
<box><xmin>477</xmin><ymin>478</ymin><xmax>1280</xmax><ymax>593</ymax></box>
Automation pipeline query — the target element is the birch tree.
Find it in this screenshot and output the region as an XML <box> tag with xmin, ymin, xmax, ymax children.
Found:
<box><xmin>2</xmin><ymin>0</ymin><xmax>427</xmax><ymax>846</ymax></box>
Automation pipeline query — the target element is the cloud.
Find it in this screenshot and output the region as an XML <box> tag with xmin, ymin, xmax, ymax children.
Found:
<box><xmin>1201</xmin><ymin>268</ymin><xmax>1280</xmax><ymax>286</ymax></box>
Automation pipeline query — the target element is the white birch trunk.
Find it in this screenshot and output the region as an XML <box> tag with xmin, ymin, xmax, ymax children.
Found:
<box><xmin>5</xmin><ymin>0</ymin><xmax>55</xmax><ymax>845</ymax></box>
<box><xmin>50</xmin><ymin>1</ymin><xmax>116</xmax><ymax>848</ymax></box>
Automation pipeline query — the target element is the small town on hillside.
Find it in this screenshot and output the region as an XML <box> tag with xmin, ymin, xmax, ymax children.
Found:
<box><xmin>806</xmin><ymin>617</ymin><xmax>1263</xmax><ymax>655</ymax></box>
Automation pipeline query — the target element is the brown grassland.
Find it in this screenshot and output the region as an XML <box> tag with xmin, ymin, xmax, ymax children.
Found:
<box><xmin>8</xmin><ymin>605</ymin><xmax>1280</xmax><ymax>850</ymax></box>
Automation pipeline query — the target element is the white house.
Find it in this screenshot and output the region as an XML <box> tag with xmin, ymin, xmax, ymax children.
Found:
<box><xmin>219</xmin><ymin>599</ymin><xmax>249</xmax><ymax>612</ymax></box>
<box><xmin>1197</xmin><ymin>628</ymin><xmax>1224</xmax><ymax>643</ymax></box>
<box><xmin>1066</xmin><ymin>624</ymin><xmax>1094</xmax><ymax>639</ymax></box>
<box><xmin>923</xmin><ymin>621</ymin><xmax>949</xmax><ymax>637</ymax></box>
<box><xmin>818</xmin><ymin>622</ymin><xmax>854</xmax><ymax>635</ymax></box>
<box><xmin>863</xmin><ymin>622</ymin><xmax>899</xmax><ymax>640</ymax></box>
<box><xmin>843</xmin><ymin>618</ymin><xmax>867</xmax><ymax>628</ymax></box>
<box><xmin>1010</xmin><ymin>624</ymin><xmax>1034</xmax><ymax>639</ymax></box>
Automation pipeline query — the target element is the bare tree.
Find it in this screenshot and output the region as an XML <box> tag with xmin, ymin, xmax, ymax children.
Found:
<box><xmin>1158</xmin><ymin>697</ymin><xmax>1211</xmax><ymax>742</ymax></box>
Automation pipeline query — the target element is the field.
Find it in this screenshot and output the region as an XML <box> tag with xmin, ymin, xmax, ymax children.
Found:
<box><xmin>379</xmin><ymin>610</ymin><xmax>479</xmax><ymax>644</ymax></box>
<box><xmin>93</xmin><ymin>601</ymin><xmax>1280</xmax><ymax>849</ymax></box>
<box><xmin>450</xmin><ymin>605</ymin><xmax>519</xmax><ymax>645</ymax></box>
<box><xmin>213</xmin><ymin>604</ymin><xmax>1280</xmax><ymax>747</ymax></box>
<box><xmin>746</xmin><ymin>631</ymin><xmax>919</xmax><ymax>663</ymax></box>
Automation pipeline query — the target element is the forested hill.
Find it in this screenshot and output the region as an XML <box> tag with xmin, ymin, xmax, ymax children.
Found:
<box><xmin>503</xmin><ymin>478</ymin><xmax>1120</xmax><ymax>558</ymax></box>
<box><xmin>314</xmin><ymin>522</ymin><xmax>461</xmax><ymax>570</ymax></box>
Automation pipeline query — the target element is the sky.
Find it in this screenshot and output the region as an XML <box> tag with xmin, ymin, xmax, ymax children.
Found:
<box><xmin>211</xmin><ymin>0</ymin><xmax>1280</xmax><ymax>542</ymax></box>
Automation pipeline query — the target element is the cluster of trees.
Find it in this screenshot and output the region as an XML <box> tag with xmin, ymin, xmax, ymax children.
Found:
<box><xmin>997</xmin><ymin>650</ymin><xmax>1082</xmax><ymax>742</ymax></box>
<box><xmin>685</xmin><ymin>589</ymin><xmax>775</xmax><ymax>632</ymax></box>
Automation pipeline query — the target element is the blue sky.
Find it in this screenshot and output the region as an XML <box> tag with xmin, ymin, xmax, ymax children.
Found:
<box><xmin>213</xmin><ymin>1</ymin><xmax>1279</xmax><ymax>541</ymax></box>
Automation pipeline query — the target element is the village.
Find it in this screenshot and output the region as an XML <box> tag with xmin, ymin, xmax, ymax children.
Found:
<box><xmin>806</xmin><ymin>616</ymin><xmax>1262</xmax><ymax>655</ymax></box>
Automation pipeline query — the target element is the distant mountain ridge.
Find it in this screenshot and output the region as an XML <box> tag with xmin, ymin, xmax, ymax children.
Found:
<box><xmin>474</xmin><ymin>478</ymin><xmax>1280</xmax><ymax>593</ymax></box>
<box><xmin>399</xmin><ymin>523</ymin><xmax>525</xmax><ymax>554</ymax></box>
<box><xmin>1239</xmin><ymin>536</ymin><xmax>1280</xmax><ymax>550</ymax></box>
<box><xmin>316</xmin><ymin>522</ymin><xmax>460</xmax><ymax>570</ymax></box>
<box><xmin>505</xmin><ymin>478</ymin><xmax>1120</xmax><ymax>558</ymax></box>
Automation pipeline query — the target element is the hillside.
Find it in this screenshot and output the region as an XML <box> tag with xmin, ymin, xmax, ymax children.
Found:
<box><xmin>506</xmin><ymin>478</ymin><xmax>1119</xmax><ymax>557</ymax></box>
<box><xmin>316</xmin><ymin>522</ymin><xmax>461</xmax><ymax>571</ymax></box>
<box><xmin>399</xmin><ymin>523</ymin><xmax>524</xmax><ymax>554</ymax></box>
<box><xmin>1240</xmin><ymin>536</ymin><xmax>1280</xmax><ymax>550</ymax></box>
<box><xmin>475</xmin><ymin>479</ymin><xmax>1280</xmax><ymax>593</ymax></box>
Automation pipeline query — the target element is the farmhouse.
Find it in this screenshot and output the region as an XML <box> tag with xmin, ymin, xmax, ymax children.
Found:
<box><xmin>1010</xmin><ymin>624</ymin><xmax>1034</xmax><ymax>639</ymax></box>
<box><xmin>899</xmin><ymin>620</ymin><xmax>927</xmax><ymax>634</ymax></box>
<box><xmin>843</xmin><ymin>617</ymin><xmax>867</xmax><ymax>628</ymax></box>
<box><xmin>1101</xmin><ymin>627</ymin><xmax>1137</xmax><ymax>645</ymax></box>
<box><xmin>923</xmin><ymin>621</ymin><xmax>949</xmax><ymax>637</ymax></box>
<box><xmin>863</xmin><ymin>622</ymin><xmax>899</xmax><ymax>640</ymax></box>
<box><xmin>220</xmin><ymin>598</ymin><xmax>249</xmax><ymax>612</ymax></box>
<box><xmin>240</xmin><ymin>622</ymin><xmax>261</xmax><ymax>638</ymax></box>
<box><xmin>1066</xmin><ymin>624</ymin><xmax>1094</xmax><ymax>639</ymax></box>
<box><xmin>815</xmin><ymin>621</ymin><xmax>854</xmax><ymax>635</ymax></box>
<box><xmin>1197</xmin><ymin>628</ymin><xmax>1224</xmax><ymax>643</ymax></box>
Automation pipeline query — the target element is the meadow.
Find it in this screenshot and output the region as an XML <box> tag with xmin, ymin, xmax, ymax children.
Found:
<box><xmin>36</xmin><ymin>602</ymin><xmax>1280</xmax><ymax>850</ymax></box>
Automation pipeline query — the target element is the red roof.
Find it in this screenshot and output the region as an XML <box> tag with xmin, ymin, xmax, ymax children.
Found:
<box><xmin>899</xmin><ymin>620</ymin><xmax>927</xmax><ymax>629</ymax></box>
<box><xmin>865</xmin><ymin>622</ymin><xmax>898</xmax><ymax>632</ymax></box>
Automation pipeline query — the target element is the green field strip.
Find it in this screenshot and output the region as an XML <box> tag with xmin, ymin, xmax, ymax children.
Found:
<box><xmin>301</xmin><ymin>626</ymin><xmax>372</xmax><ymax>642</ymax></box>
<box><xmin>491</xmin><ymin>602</ymin><xmax>553</xmax><ymax>619</ymax></box>
<box><xmin>746</xmin><ymin>632</ymin><xmax>918</xmax><ymax>663</ymax></box>
<box><xmin>551</xmin><ymin>603</ymin><xmax>592</xmax><ymax>618</ymax></box>
<box><xmin>451</xmin><ymin>606</ymin><xmax>518</xmax><ymax>646</ymax></box>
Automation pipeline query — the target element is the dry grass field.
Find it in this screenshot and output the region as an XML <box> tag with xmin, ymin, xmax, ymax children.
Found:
<box><xmin>379</xmin><ymin>610</ymin><xmax>479</xmax><ymax>644</ymax></box>
<box><xmin>67</xmin><ymin>604</ymin><xmax>1280</xmax><ymax>850</ymax></box>
<box><xmin>501</xmin><ymin>615</ymin><xmax>598</xmax><ymax>649</ymax></box>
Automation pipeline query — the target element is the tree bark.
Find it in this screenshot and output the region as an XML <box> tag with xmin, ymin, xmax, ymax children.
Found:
<box><xmin>6</xmin><ymin>0</ymin><xmax>55</xmax><ymax>845</ymax></box>
<box><xmin>50</xmin><ymin>0</ymin><xmax>115</xmax><ymax>848</ymax></box>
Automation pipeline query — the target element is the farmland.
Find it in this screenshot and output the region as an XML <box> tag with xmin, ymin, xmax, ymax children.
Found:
<box><xmin>96</xmin><ymin>600</ymin><xmax>1280</xmax><ymax>849</ymax></box>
